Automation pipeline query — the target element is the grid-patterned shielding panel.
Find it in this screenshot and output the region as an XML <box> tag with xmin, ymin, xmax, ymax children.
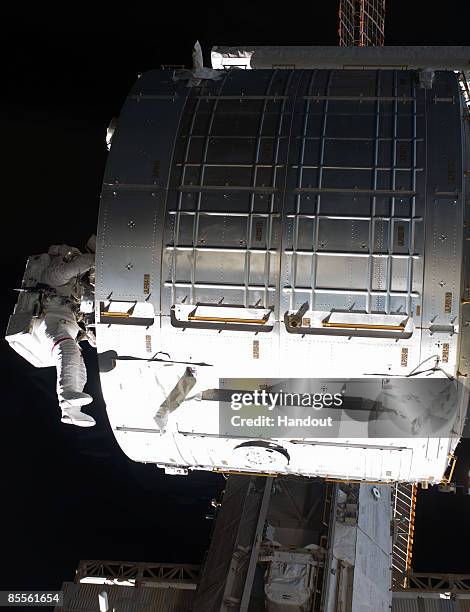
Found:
<box><xmin>163</xmin><ymin>69</ymin><xmax>427</xmax><ymax>322</ymax></box>
<box><xmin>96</xmin><ymin>68</ymin><xmax>465</xmax><ymax>378</ymax></box>
<box><xmin>281</xmin><ymin>69</ymin><xmax>425</xmax><ymax>319</ymax></box>
<box><xmin>163</xmin><ymin>70</ymin><xmax>292</xmax><ymax>311</ymax></box>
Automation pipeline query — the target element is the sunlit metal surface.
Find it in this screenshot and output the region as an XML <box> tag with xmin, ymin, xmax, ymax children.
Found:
<box><xmin>95</xmin><ymin>67</ymin><xmax>470</xmax><ymax>482</ymax></box>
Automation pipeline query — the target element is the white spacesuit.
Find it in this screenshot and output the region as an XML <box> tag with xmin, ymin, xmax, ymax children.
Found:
<box><xmin>37</xmin><ymin>244</ymin><xmax>96</xmax><ymax>427</ymax></box>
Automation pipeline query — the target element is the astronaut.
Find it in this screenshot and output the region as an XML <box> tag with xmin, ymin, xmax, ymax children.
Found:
<box><xmin>37</xmin><ymin>244</ymin><xmax>96</xmax><ymax>427</ymax></box>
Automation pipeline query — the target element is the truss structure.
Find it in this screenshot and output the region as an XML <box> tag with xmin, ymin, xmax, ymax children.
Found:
<box><xmin>75</xmin><ymin>560</ymin><xmax>200</xmax><ymax>588</ymax></box>
<box><xmin>394</xmin><ymin>573</ymin><xmax>470</xmax><ymax>594</ymax></box>
<box><xmin>391</xmin><ymin>483</ymin><xmax>417</xmax><ymax>589</ymax></box>
<box><xmin>339</xmin><ymin>0</ymin><xmax>386</xmax><ymax>46</ymax></box>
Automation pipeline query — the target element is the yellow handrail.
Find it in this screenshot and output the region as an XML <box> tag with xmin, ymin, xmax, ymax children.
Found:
<box><xmin>100</xmin><ymin>311</ymin><xmax>130</xmax><ymax>318</ymax></box>
<box><xmin>188</xmin><ymin>313</ymin><xmax>271</xmax><ymax>325</ymax></box>
<box><xmin>322</xmin><ymin>321</ymin><xmax>405</xmax><ymax>331</ymax></box>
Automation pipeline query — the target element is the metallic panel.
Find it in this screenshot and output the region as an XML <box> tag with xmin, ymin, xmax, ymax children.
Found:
<box><xmin>424</xmin><ymin>601</ymin><xmax>457</xmax><ymax>612</ymax></box>
<box><xmin>99</xmin><ymin>69</ymin><xmax>464</xmax><ymax>343</ymax></box>
<box><xmin>57</xmin><ymin>582</ymin><xmax>193</xmax><ymax>612</ymax></box>
<box><xmin>392</xmin><ymin>601</ymin><xmax>420</xmax><ymax>612</ymax></box>
<box><xmin>351</xmin><ymin>485</ymin><xmax>393</xmax><ymax>611</ymax></box>
<box><xmin>96</xmin><ymin>70</ymin><xmax>189</xmax><ymax>310</ymax></box>
<box><xmin>96</xmin><ymin>66</ymin><xmax>465</xmax><ymax>366</ymax></box>
<box><xmin>211</xmin><ymin>46</ymin><xmax>470</xmax><ymax>71</ymax></box>
<box><xmin>96</xmin><ymin>67</ymin><xmax>469</xmax><ymax>479</ymax></box>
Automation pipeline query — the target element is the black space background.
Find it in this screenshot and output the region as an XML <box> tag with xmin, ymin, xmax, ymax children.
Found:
<box><xmin>2</xmin><ymin>1</ymin><xmax>470</xmax><ymax>599</ymax></box>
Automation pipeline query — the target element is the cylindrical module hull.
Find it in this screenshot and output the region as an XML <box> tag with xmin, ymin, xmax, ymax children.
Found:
<box><xmin>95</xmin><ymin>67</ymin><xmax>470</xmax><ymax>482</ymax></box>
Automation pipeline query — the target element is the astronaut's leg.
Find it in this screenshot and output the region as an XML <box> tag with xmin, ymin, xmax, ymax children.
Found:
<box><xmin>53</xmin><ymin>337</ymin><xmax>90</xmax><ymax>401</ymax></box>
<box><xmin>43</xmin><ymin>308</ymin><xmax>95</xmax><ymax>427</ymax></box>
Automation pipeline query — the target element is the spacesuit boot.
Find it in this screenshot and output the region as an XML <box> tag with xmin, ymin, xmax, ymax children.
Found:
<box><xmin>60</xmin><ymin>407</ymin><xmax>96</xmax><ymax>427</ymax></box>
<box><xmin>59</xmin><ymin>391</ymin><xmax>93</xmax><ymax>407</ymax></box>
<box><xmin>60</xmin><ymin>392</ymin><xmax>95</xmax><ymax>427</ymax></box>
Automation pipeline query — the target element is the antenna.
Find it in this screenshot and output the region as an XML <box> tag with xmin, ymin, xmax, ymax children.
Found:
<box><xmin>339</xmin><ymin>0</ymin><xmax>386</xmax><ymax>46</ymax></box>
